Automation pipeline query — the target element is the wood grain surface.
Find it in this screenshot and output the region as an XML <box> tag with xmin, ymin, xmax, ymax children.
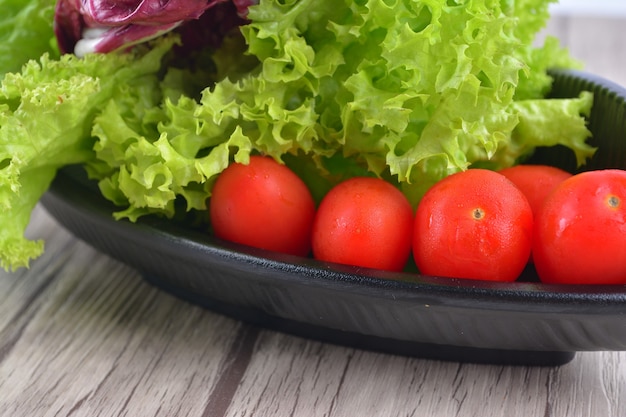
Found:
<box><xmin>1</xmin><ymin>13</ymin><xmax>626</xmax><ymax>417</ymax></box>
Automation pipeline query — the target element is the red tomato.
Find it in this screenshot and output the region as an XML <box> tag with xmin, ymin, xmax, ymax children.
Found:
<box><xmin>499</xmin><ymin>164</ymin><xmax>572</xmax><ymax>263</ymax></box>
<box><xmin>311</xmin><ymin>177</ymin><xmax>413</xmax><ymax>272</ymax></box>
<box><xmin>209</xmin><ymin>155</ymin><xmax>316</xmax><ymax>256</ymax></box>
<box><xmin>533</xmin><ymin>169</ymin><xmax>626</xmax><ymax>285</ymax></box>
<box><xmin>499</xmin><ymin>164</ymin><xmax>572</xmax><ymax>217</ymax></box>
<box><xmin>413</xmin><ymin>169</ymin><xmax>533</xmax><ymax>282</ymax></box>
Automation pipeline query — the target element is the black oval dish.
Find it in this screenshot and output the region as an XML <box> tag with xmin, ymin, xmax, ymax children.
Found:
<box><xmin>40</xmin><ymin>69</ymin><xmax>626</xmax><ymax>366</ymax></box>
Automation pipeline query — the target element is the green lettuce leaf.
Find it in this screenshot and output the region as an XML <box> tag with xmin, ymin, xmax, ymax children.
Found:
<box><xmin>508</xmin><ymin>91</ymin><xmax>595</xmax><ymax>164</ymax></box>
<box><xmin>85</xmin><ymin>33</ymin><xmax>257</xmax><ymax>222</ymax></box>
<box><xmin>0</xmin><ymin>0</ymin><xmax>59</xmax><ymax>77</ymax></box>
<box><xmin>90</xmin><ymin>0</ymin><xmax>593</xmax><ymax>215</ymax></box>
<box><xmin>87</xmin><ymin>94</ymin><xmax>253</xmax><ymax>222</ymax></box>
<box><xmin>0</xmin><ymin>39</ymin><xmax>174</xmax><ymax>270</ymax></box>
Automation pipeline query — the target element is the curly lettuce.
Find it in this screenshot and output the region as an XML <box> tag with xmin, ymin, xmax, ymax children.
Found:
<box><xmin>79</xmin><ymin>0</ymin><xmax>596</xmax><ymax>216</ymax></box>
<box><xmin>0</xmin><ymin>39</ymin><xmax>174</xmax><ymax>270</ymax></box>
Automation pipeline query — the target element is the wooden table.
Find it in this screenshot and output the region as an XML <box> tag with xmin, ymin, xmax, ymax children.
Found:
<box><xmin>1</xmin><ymin>13</ymin><xmax>626</xmax><ymax>417</ymax></box>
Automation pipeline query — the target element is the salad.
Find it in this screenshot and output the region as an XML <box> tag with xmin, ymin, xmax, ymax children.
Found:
<box><xmin>0</xmin><ymin>0</ymin><xmax>595</xmax><ymax>271</ymax></box>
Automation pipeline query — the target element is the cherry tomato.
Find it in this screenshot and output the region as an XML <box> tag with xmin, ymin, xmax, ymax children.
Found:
<box><xmin>533</xmin><ymin>169</ymin><xmax>626</xmax><ymax>285</ymax></box>
<box><xmin>311</xmin><ymin>177</ymin><xmax>413</xmax><ymax>272</ymax></box>
<box><xmin>499</xmin><ymin>164</ymin><xmax>572</xmax><ymax>263</ymax></box>
<box><xmin>209</xmin><ymin>155</ymin><xmax>316</xmax><ymax>256</ymax></box>
<box><xmin>413</xmin><ymin>169</ymin><xmax>533</xmax><ymax>282</ymax></box>
<box><xmin>499</xmin><ymin>164</ymin><xmax>572</xmax><ymax>217</ymax></box>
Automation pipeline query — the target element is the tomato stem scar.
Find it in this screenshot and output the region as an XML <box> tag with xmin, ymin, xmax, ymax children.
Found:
<box><xmin>472</xmin><ymin>208</ymin><xmax>485</xmax><ymax>220</ymax></box>
<box><xmin>607</xmin><ymin>195</ymin><xmax>620</xmax><ymax>209</ymax></box>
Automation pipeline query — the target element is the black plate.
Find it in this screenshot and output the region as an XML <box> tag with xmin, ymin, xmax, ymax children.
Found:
<box><xmin>40</xmin><ymin>69</ymin><xmax>626</xmax><ymax>366</ymax></box>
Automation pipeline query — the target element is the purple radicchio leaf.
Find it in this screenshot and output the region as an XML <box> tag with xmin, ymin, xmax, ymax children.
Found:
<box><xmin>233</xmin><ymin>0</ymin><xmax>258</xmax><ymax>18</ymax></box>
<box><xmin>174</xmin><ymin>1</ymin><xmax>249</xmax><ymax>53</ymax></box>
<box><xmin>54</xmin><ymin>0</ymin><xmax>253</xmax><ymax>57</ymax></box>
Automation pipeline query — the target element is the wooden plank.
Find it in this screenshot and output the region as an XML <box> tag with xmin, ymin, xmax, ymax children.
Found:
<box><xmin>0</xmin><ymin>208</ymin><xmax>252</xmax><ymax>417</ymax></box>
<box><xmin>227</xmin><ymin>331</ymin><xmax>626</xmax><ymax>417</ymax></box>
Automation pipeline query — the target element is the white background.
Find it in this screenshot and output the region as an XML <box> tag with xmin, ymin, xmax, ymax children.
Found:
<box><xmin>550</xmin><ymin>0</ymin><xmax>626</xmax><ymax>16</ymax></box>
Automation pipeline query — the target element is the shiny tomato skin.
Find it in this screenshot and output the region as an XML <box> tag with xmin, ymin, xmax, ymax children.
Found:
<box><xmin>413</xmin><ymin>169</ymin><xmax>533</xmax><ymax>282</ymax></box>
<box><xmin>311</xmin><ymin>177</ymin><xmax>414</xmax><ymax>272</ymax></box>
<box><xmin>533</xmin><ymin>169</ymin><xmax>626</xmax><ymax>285</ymax></box>
<box><xmin>209</xmin><ymin>156</ymin><xmax>316</xmax><ymax>257</ymax></box>
<box><xmin>499</xmin><ymin>165</ymin><xmax>572</xmax><ymax>217</ymax></box>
